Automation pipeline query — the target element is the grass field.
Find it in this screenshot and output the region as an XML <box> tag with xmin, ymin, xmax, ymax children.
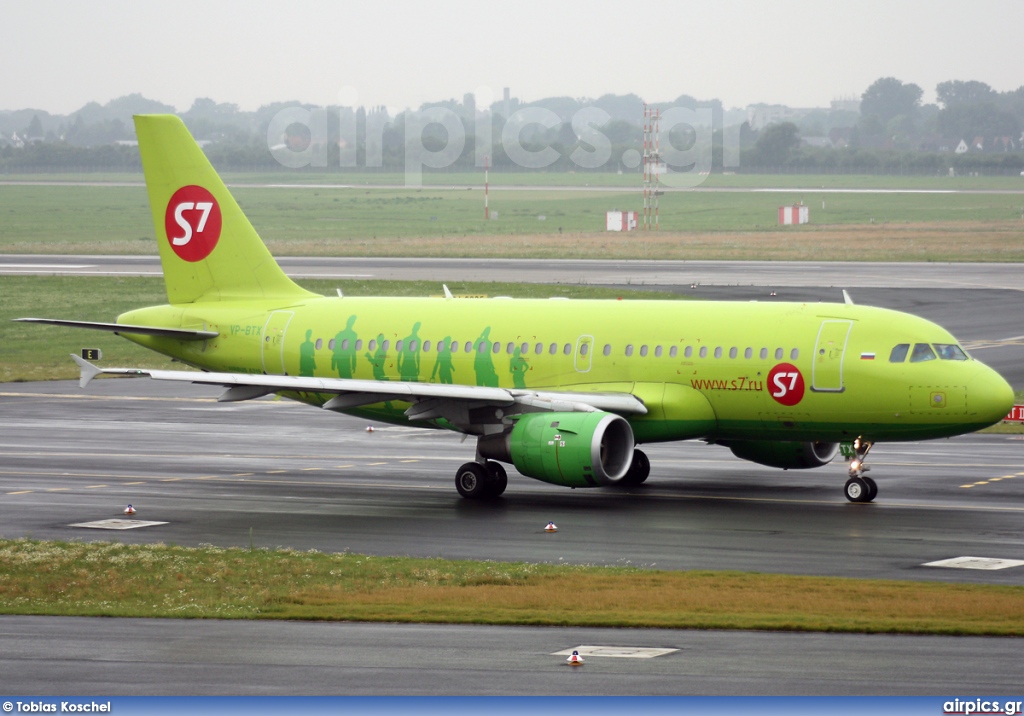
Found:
<box><xmin>3</xmin><ymin>181</ymin><xmax>1024</xmax><ymax>260</ymax></box>
<box><xmin>6</xmin><ymin>170</ymin><xmax>1024</xmax><ymax>190</ymax></box>
<box><xmin>2</xmin><ymin>539</ymin><xmax>1023</xmax><ymax>635</ymax></box>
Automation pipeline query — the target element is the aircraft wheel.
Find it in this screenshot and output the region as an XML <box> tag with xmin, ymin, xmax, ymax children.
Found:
<box><xmin>863</xmin><ymin>476</ymin><xmax>878</xmax><ymax>502</ymax></box>
<box><xmin>844</xmin><ymin>476</ymin><xmax>871</xmax><ymax>503</ymax></box>
<box><xmin>485</xmin><ymin>461</ymin><xmax>508</xmax><ymax>497</ymax></box>
<box><xmin>455</xmin><ymin>462</ymin><xmax>490</xmax><ymax>499</ymax></box>
<box><xmin>621</xmin><ymin>449</ymin><xmax>650</xmax><ymax>486</ymax></box>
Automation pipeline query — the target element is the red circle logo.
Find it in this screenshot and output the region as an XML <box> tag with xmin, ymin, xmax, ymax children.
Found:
<box><xmin>767</xmin><ymin>363</ymin><xmax>805</xmax><ymax>406</ymax></box>
<box><xmin>164</xmin><ymin>186</ymin><xmax>222</xmax><ymax>262</ymax></box>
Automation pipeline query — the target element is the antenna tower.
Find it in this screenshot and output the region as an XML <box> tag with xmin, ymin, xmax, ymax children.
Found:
<box><xmin>642</xmin><ymin>104</ymin><xmax>661</xmax><ymax>230</ymax></box>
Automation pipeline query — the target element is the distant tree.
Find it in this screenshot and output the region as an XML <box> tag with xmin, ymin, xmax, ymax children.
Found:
<box><xmin>24</xmin><ymin>114</ymin><xmax>43</xmax><ymax>139</ymax></box>
<box><xmin>936</xmin><ymin>80</ymin><xmax>996</xmax><ymax>108</ymax></box>
<box><xmin>755</xmin><ymin>122</ymin><xmax>800</xmax><ymax>165</ymax></box>
<box><xmin>861</xmin><ymin>77</ymin><xmax>923</xmax><ymax>127</ymax></box>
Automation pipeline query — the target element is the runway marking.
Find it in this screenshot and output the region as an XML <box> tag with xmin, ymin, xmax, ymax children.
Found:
<box><xmin>368</xmin><ymin>462</ymin><xmax>387</xmax><ymax>466</ymax></box>
<box><xmin>124</xmin><ymin>481</ymin><xmax>146</xmax><ymax>485</ymax></box>
<box><xmin>923</xmin><ymin>556</ymin><xmax>1024</xmax><ymax>570</ymax></box>
<box><xmin>400</xmin><ymin>459</ymin><xmax>419</xmax><ymax>463</ymax></box>
<box><xmin>46</xmin><ymin>488</ymin><xmax>70</xmax><ymax>492</ymax></box>
<box><xmin>70</xmin><ymin>519</ymin><xmax>168</xmax><ymax>531</ymax></box>
<box><xmin>85</xmin><ymin>484</ymin><xmax>108</xmax><ymax>489</ymax></box>
<box><xmin>553</xmin><ymin>645</ymin><xmax>680</xmax><ymax>659</ymax></box>
<box><xmin>267</xmin><ymin>470</ymin><xmax>287</xmax><ymax>474</ymax></box>
<box><xmin>301</xmin><ymin>467</ymin><xmax>322</xmax><ymax>471</ymax></box>
<box><xmin>336</xmin><ymin>465</ymin><xmax>354</xmax><ymax>469</ymax></box>
<box><xmin>233</xmin><ymin>473</ymin><xmax>254</xmax><ymax>477</ymax></box>
<box><xmin>6</xmin><ymin>490</ymin><xmax>32</xmax><ymax>495</ymax></box>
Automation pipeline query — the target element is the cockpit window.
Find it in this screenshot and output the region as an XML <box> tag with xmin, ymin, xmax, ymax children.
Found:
<box><xmin>909</xmin><ymin>343</ymin><xmax>937</xmax><ymax>363</ymax></box>
<box><xmin>934</xmin><ymin>343</ymin><xmax>968</xmax><ymax>361</ymax></box>
<box><xmin>889</xmin><ymin>344</ymin><xmax>909</xmax><ymax>362</ymax></box>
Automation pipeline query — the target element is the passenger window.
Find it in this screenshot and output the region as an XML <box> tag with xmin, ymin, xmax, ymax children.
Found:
<box><xmin>315</xmin><ymin>338</ymin><xmax>323</xmax><ymax>351</ymax></box>
<box><xmin>465</xmin><ymin>341</ymin><xmax>473</xmax><ymax>353</ymax></box>
<box><xmin>535</xmin><ymin>343</ymin><xmax>543</xmax><ymax>354</ymax></box>
<box><xmin>506</xmin><ymin>342</ymin><xmax>515</xmax><ymax>354</ymax></box>
<box><xmin>368</xmin><ymin>339</ymin><xmax>376</xmax><ymax>351</ymax></box>
<box><xmin>640</xmin><ymin>345</ymin><xmax>649</xmax><ymax>357</ymax></box>
<box><xmin>450</xmin><ymin>341</ymin><xmax>458</xmax><ymax>353</ymax></box>
<box><xmin>422</xmin><ymin>340</ymin><xmax>430</xmax><ymax>352</ymax></box>
<box><xmin>355</xmin><ymin>340</ymin><xmax>362</xmax><ymax>350</ymax></box>
<box><xmin>625</xmin><ymin>345</ymin><xmax>634</xmax><ymax>357</ymax></box>
<box><xmin>329</xmin><ymin>339</ymin><xmax>336</xmax><ymax>351</ymax></box>
<box><xmin>655</xmin><ymin>346</ymin><xmax>663</xmax><ymax>357</ymax></box>
<box><xmin>699</xmin><ymin>346</ymin><xmax>708</xmax><ymax>358</ymax></box>
<box><xmin>580</xmin><ymin>343</ymin><xmax>589</xmax><ymax>356</ymax></box>
<box><xmin>669</xmin><ymin>346</ymin><xmax>678</xmax><ymax>358</ymax></box>
<box><xmin>521</xmin><ymin>342</ymin><xmax>529</xmax><ymax>354</ymax></box>
<box><xmin>744</xmin><ymin>347</ymin><xmax>753</xmax><ymax>359</ymax></box>
<box><xmin>493</xmin><ymin>342</ymin><xmax>501</xmax><ymax>354</ymax></box>
<box><xmin>760</xmin><ymin>348</ymin><xmax>768</xmax><ymax>360</ymax></box>
<box><xmin>790</xmin><ymin>348</ymin><xmax>799</xmax><ymax>360</ymax></box>
<box><xmin>889</xmin><ymin>344</ymin><xmax>909</xmax><ymax>362</ymax></box>
<box><xmin>714</xmin><ymin>347</ymin><xmax>722</xmax><ymax>359</ymax></box>
<box><xmin>729</xmin><ymin>347</ymin><xmax>738</xmax><ymax>359</ymax></box>
<box><xmin>549</xmin><ymin>343</ymin><xmax>558</xmax><ymax>355</ymax></box>
<box><xmin>603</xmin><ymin>344</ymin><xmax>611</xmax><ymax>356</ymax></box>
<box><xmin>775</xmin><ymin>348</ymin><xmax>783</xmax><ymax>360</ymax></box>
<box><xmin>563</xmin><ymin>343</ymin><xmax>572</xmax><ymax>355</ymax></box>
<box><xmin>934</xmin><ymin>344</ymin><xmax>968</xmax><ymax>361</ymax></box>
<box><xmin>910</xmin><ymin>343</ymin><xmax>937</xmax><ymax>363</ymax></box>
<box><xmin>684</xmin><ymin>346</ymin><xmax>693</xmax><ymax>358</ymax></box>
<box><xmin>382</xmin><ymin>340</ymin><xmax>390</xmax><ymax>351</ymax></box>
<box><xmin>396</xmin><ymin>340</ymin><xmax>403</xmax><ymax>352</ymax></box>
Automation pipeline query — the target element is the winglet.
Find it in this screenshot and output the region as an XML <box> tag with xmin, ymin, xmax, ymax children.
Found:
<box><xmin>843</xmin><ymin>290</ymin><xmax>854</xmax><ymax>305</ymax></box>
<box><xmin>71</xmin><ymin>354</ymin><xmax>103</xmax><ymax>389</ymax></box>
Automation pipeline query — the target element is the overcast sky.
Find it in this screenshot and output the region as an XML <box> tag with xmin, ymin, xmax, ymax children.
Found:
<box><xmin>4</xmin><ymin>0</ymin><xmax>1023</xmax><ymax>115</ymax></box>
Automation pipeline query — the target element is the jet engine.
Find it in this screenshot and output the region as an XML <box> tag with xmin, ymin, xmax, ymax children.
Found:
<box><xmin>478</xmin><ymin>411</ymin><xmax>634</xmax><ymax>487</ymax></box>
<box><xmin>727</xmin><ymin>440</ymin><xmax>839</xmax><ymax>469</ymax></box>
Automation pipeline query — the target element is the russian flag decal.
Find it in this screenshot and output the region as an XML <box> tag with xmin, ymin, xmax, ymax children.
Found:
<box><xmin>861</xmin><ymin>352</ymin><xmax>876</xmax><ymax>360</ymax></box>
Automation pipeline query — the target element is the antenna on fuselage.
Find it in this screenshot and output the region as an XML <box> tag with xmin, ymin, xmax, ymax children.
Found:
<box><xmin>842</xmin><ymin>290</ymin><xmax>854</xmax><ymax>305</ymax></box>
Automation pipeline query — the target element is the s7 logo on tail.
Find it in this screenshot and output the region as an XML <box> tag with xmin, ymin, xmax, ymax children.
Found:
<box><xmin>164</xmin><ymin>185</ymin><xmax>222</xmax><ymax>262</ymax></box>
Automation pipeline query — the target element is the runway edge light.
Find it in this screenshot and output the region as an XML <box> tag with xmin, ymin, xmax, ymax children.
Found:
<box><xmin>566</xmin><ymin>650</ymin><xmax>584</xmax><ymax>665</ymax></box>
<box><xmin>123</xmin><ymin>504</ymin><xmax>136</xmax><ymax>515</ymax></box>
<box><xmin>545</xmin><ymin>521</ymin><xmax>558</xmax><ymax>532</ymax></box>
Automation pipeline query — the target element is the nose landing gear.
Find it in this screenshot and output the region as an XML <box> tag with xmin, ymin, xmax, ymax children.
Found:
<box><xmin>844</xmin><ymin>437</ymin><xmax>877</xmax><ymax>503</ymax></box>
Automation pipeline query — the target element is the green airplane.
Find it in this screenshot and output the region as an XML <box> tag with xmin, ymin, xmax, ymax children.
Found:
<box><xmin>16</xmin><ymin>115</ymin><xmax>1015</xmax><ymax>503</ymax></box>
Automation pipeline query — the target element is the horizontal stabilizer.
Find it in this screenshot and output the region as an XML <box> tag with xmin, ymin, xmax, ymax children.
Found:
<box><xmin>15</xmin><ymin>318</ymin><xmax>218</xmax><ymax>340</ymax></box>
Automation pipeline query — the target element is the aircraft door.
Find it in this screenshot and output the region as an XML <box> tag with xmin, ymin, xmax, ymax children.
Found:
<box><xmin>261</xmin><ymin>310</ymin><xmax>294</xmax><ymax>375</ymax></box>
<box><xmin>574</xmin><ymin>335</ymin><xmax>594</xmax><ymax>373</ymax></box>
<box><xmin>811</xmin><ymin>320</ymin><xmax>852</xmax><ymax>392</ymax></box>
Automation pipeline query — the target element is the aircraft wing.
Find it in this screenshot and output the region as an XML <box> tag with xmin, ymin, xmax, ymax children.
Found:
<box><xmin>15</xmin><ymin>318</ymin><xmax>218</xmax><ymax>340</ymax></box>
<box><xmin>70</xmin><ymin>356</ymin><xmax>648</xmax><ymax>420</ymax></box>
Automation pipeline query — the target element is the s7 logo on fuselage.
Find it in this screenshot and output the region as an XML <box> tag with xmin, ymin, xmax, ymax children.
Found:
<box><xmin>767</xmin><ymin>363</ymin><xmax>805</xmax><ymax>406</ymax></box>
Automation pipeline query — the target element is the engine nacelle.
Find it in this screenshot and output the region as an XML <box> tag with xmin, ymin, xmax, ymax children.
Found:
<box><xmin>478</xmin><ymin>411</ymin><xmax>634</xmax><ymax>488</ymax></box>
<box><xmin>728</xmin><ymin>440</ymin><xmax>839</xmax><ymax>470</ymax></box>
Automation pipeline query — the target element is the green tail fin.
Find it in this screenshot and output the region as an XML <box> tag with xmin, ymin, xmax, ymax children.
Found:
<box><xmin>134</xmin><ymin>114</ymin><xmax>316</xmax><ymax>305</ymax></box>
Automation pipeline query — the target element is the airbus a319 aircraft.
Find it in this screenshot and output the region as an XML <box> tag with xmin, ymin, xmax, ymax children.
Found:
<box><xmin>18</xmin><ymin>115</ymin><xmax>1014</xmax><ymax>503</ymax></box>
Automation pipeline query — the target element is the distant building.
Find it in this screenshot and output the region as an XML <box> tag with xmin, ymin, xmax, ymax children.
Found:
<box><xmin>747</xmin><ymin>104</ymin><xmax>809</xmax><ymax>130</ymax></box>
<box><xmin>830</xmin><ymin>96</ymin><xmax>861</xmax><ymax>113</ymax></box>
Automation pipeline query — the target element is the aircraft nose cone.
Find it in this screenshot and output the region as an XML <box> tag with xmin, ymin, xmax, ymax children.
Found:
<box><xmin>970</xmin><ymin>365</ymin><xmax>1015</xmax><ymax>427</ymax></box>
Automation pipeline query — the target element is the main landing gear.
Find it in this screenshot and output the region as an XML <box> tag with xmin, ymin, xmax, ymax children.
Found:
<box><xmin>844</xmin><ymin>437</ymin><xmax>877</xmax><ymax>503</ymax></box>
<box><xmin>619</xmin><ymin>448</ymin><xmax>650</xmax><ymax>486</ymax></box>
<box><xmin>455</xmin><ymin>460</ymin><xmax>507</xmax><ymax>499</ymax></box>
